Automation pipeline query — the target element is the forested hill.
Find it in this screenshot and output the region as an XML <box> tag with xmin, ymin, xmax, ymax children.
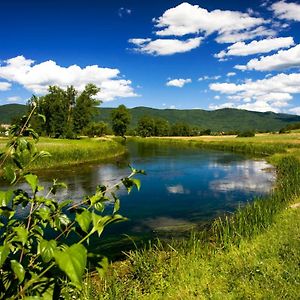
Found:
<box><xmin>1</xmin><ymin>104</ymin><xmax>300</xmax><ymax>132</ymax></box>
<box><xmin>96</xmin><ymin>107</ymin><xmax>300</xmax><ymax>132</ymax></box>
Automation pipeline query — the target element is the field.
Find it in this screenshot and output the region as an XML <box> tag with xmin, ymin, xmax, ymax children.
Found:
<box><xmin>80</xmin><ymin>132</ymin><xmax>300</xmax><ymax>299</ymax></box>
<box><xmin>0</xmin><ymin>137</ymin><xmax>126</xmax><ymax>169</ymax></box>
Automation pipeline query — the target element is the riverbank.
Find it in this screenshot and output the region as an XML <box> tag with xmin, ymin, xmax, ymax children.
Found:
<box><xmin>83</xmin><ymin>134</ymin><xmax>300</xmax><ymax>299</ymax></box>
<box><xmin>0</xmin><ymin>137</ymin><xmax>126</xmax><ymax>170</ymax></box>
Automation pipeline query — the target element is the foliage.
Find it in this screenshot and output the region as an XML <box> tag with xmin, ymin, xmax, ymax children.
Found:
<box><xmin>237</xmin><ymin>130</ymin><xmax>255</xmax><ymax>137</ymax></box>
<box><xmin>199</xmin><ymin>128</ymin><xmax>211</xmax><ymax>136</ymax></box>
<box><xmin>137</xmin><ymin>116</ymin><xmax>155</xmax><ymax>137</ymax></box>
<box><xmin>111</xmin><ymin>105</ymin><xmax>131</xmax><ymax>137</ymax></box>
<box><xmin>83</xmin><ymin>122</ymin><xmax>109</xmax><ymax>137</ymax></box>
<box><xmin>28</xmin><ymin>84</ymin><xmax>100</xmax><ymax>138</ymax></box>
<box><xmin>279</xmin><ymin>121</ymin><xmax>300</xmax><ymax>133</ymax></box>
<box><xmin>0</xmin><ymin>109</ymin><xmax>143</xmax><ymax>298</ymax></box>
<box><xmin>171</xmin><ymin>122</ymin><xmax>191</xmax><ymax>136</ymax></box>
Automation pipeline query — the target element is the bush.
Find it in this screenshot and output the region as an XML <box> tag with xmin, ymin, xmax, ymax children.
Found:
<box><xmin>237</xmin><ymin>130</ymin><xmax>255</xmax><ymax>137</ymax></box>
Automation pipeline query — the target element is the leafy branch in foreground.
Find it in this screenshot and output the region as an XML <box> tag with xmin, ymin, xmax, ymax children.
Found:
<box><xmin>0</xmin><ymin>108</ymin><xmax>144</xmax><ymax>299</ymax></box>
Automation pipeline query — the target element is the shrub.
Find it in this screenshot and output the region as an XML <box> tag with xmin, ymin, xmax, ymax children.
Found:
<box><xmin>237</xmin><ymin>130</ymin><xmax>255</xmax><ymax>137</ymax></box>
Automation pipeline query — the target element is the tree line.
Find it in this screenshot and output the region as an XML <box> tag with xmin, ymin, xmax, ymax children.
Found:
<box><xmin>26</xmin><ymin>85</ymin><xmax>213</xmax><ymax>138</ymax></box>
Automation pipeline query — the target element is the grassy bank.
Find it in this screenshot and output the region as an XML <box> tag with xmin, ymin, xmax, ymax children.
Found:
<box><xmin>83</xmin><ymin>135</ymin><xmax>300</xmax><ymax>299</ymax></box>
<box><xmin>0</xmin><ymin>137</ymin><xmax>126</xmax><ymax>170</ymax></box>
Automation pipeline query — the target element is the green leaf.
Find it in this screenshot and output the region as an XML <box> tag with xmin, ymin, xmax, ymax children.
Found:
<box><xmin>11</xmin><ymin>260</ymin><xmax>25</xmax><ymax>283</ymax></box>
<box><xmin>131</xmin><ymin>178</ymin><xmax>141</xmax><ymax>191</ymax></box>
<box><xmin>38</xmin><ymin>113</ymin><xmax>46</xmax><ymax>123</ymax></box>
<box><xmin>113</xmin><ymin>199</ymin><xmax>120</xmax><ymax>214</ymax></box>
<box><xmin>96</xmin><ymin>256</ymin><xmax>108</xmax><ymax>278</ymax></box>
<box><xmin>54</xmin><ymin>244</ymin><xmax>87</xmax><ymax>285</ymax></box>
<box><xmin>0</xmin><ymin>190</ymin><xmax>13</xmax><ymax>206</ymax></box>
<box><xmin>13</xmin><ymin>226</ymin><xmax>28</xmax><ymax>245</ymax></box>
<box><xmin>38</xmin><ymin>239</ymin><xmax>57</xmax><ymax>263</ymax></box>
<box><xmin>3</xmin><ymin>166</ymin><xmax>16</xmax><ymax>184</ymax></box>
<box><xmin>51</xmin><ymin>180</ymin><xmax>67</xmax><ymax>195</ymax></box>
<box><xmin>76</xmin><ymin>210</ymin><xmax>92</xmax><ymax>233</ymax></box>
<box><xmin>0</xmin><ymin>244</ymin><xmax>10</xmax><ymax>267</ymax></box>
<box><xmin>24</xmin><ymin>174</ymin><xmax>38</xmax><ymax>193</ymax></box>
<box><xmin>92</xmin><ymin>213</ymin><xmax>127</xmax><ymax>237</ymax></box>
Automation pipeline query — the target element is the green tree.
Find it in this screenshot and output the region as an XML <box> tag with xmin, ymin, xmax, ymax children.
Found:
<box><xmin>171</xmin><ymin>122</ymin><xmax>191</xmax><ymax>136</ymax></box>
<box><xmin>137</xmin><ymin>116</ymin><xmax>155</xmax><ymax>137</ymax></box>
<box><xmin>111</xmin><ymin>105</ymin><xmax>131</xmax><ymax>137</ymax></box>
<box><xmin>154</xmin><ymin>118</ymin><xmax>170</xmax><ymax>136</ymax></box>
<box><xmin>83</xmin><ymin>121</ymin><xmax>109</xmax><ymax>137</ymax></box>
<box><xmin>30</xmin><ymin>84</ymin><xmax>100</xmax><ymax>138</ymax></box>
<box><xmin>73</xmin><ymin>84</ymin><xmax>101</xmax><ymax>134</ymax></box>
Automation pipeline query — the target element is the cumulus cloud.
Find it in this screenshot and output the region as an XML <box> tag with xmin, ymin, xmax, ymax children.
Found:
<box><xmin>271</xmin><ymin>1</ymin><xmax>300</xmax><ymax>21</ymax></box>
<box><xmin>235</xmin><ymin>44</ymin><xmax>300</xmax><ymax>71</ymax></box>
<box><xmin>215</xmin><ymin>37</ymin><xmax>294</xmax><ymax>59</ymax></box>
<box><xmin>166</xmin><ymin>78</ymin><xmax>191</xmax><ymax>88</ymax></box>
<box><xmin>209</xmin><ymin>73</ymin><xmax>300</xmax><ymax>112</ymax></box>
<box><xmin>0</xmin><ymin>81</ymin><xmax>11</xmax><ymax>91</ymax></box>
<box><xmin>0</xmin><ymin>56</ymin><xmax>137</xmax><ymax>101</ymax></box>
<box><xmin>154</xmin><ymin>2</ymin><xmax>270</xmax><ymax>43</ymax></box>
<box><xmin>129</xmin><ymin>37</ymin><xmax>202</xmax><ymax>55</ymax></box>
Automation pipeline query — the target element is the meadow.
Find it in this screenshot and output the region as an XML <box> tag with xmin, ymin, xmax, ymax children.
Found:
<box><xmin>80</xmin><ymin>133</ymin><xmax>300</xmax><ymax>299</ymax></box>
<box><xmin>0</xmin><ymin>137</ymin><xmax>126</xmax><ymax>170</ymax></box>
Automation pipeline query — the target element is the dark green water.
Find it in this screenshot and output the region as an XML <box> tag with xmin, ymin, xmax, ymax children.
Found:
<box><xmin>2</xmin><ymin>142</ymin><xmax>275</xmax><ymax>254</ymax></box>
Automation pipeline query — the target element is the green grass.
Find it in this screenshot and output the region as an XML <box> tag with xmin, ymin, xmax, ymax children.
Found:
<box><xmin>91</xmin><ymin>205</ymin><xmax>299</xmax><ymax>300</ymax></box>
<box><xmin>80</xmin><ymin>136</ymin><xmax>300</xmax><ymax>299</ymax></box>
<box><xmin>0</xmin><ymin>137</ymin><xmax>126</xmax><ymax>169</ymax></box>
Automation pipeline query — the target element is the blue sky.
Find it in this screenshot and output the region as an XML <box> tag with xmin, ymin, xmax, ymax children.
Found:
<box><xmin>1</xmin><ymin>0</ymin><xmax>300</xmax><ymax>114</ymax></box>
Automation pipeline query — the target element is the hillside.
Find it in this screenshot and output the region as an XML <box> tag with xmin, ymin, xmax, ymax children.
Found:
<box><xmin>96</xmin><ymin>107</ymin><xmax>300</xmax><ymax>132</ymax></box>
<box><xmin>1</xmin><ymin>104</ymin><xmax>300</xmax><ymax>132</ymax></box>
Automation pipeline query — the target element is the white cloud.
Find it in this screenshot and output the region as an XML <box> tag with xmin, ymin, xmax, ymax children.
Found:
<box><xmin>227</xmin><ymin>72</ymin><xmax>236</xmax><ymax>77</ymax></box>
<box><xmin>235</xmin><ymin>44</ymin><xmax>300</xmax><ymax>71</ymax></box>
<box><xmin>215</xmin><ymin>26</ymin><xmax>276</xmax><ymax>44</ymax></box>
<box><xmin>214</xmin><ymin>95</ymin><xmax>220</xmax><ymax>100</ymax></box>
<box><xmin>289</xmin><ymin>106</ymin><xmax>300</xmax><ymax>115</ymax></box>
<box><xmin>154</xmin><ymin>2</ymin><xmax>270</xmax><ymax>43</ymax></box>
<box><xmin>0</xmin><ymin>56</ymin><xmax>137</xmax><ymax>101</ymax></box>
<box><xmin>0</xmin><ymin>81</ymin><xmax>11</xmax><ymax>91</ymax></box>
<box><xmin>129</xmin><ymin>37</ymin><xmax>202</xmax><ymax>55</ymax></box>
<box><xmin>215</xmin><ymin>37</ymin><xmax>294</xmax><ymax>59</ymax></box>
<box><xmin>198</xmin><ymin>75</ymin><xmax>221</xmax><ymax>81</ymax></box>
<box><xmin>209</xmin><ymin>73</ymin><xmax>300</xmax><ymax>112</ymax></box>
<box><xmin>271</xmin><ymin>1</ymin><xmax>300</xmax><ymax>21</ymax></box>
<box><xmin>166</xmin><ymin>78</ymin><xmax>191</xmax><ymax>88</ymax></box>
<box><xmin>7</xmin><ymin>96</ymin><xmax>21</xmax><ymax>102</ymax></box>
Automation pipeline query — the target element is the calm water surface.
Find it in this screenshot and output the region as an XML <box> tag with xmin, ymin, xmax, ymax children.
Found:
<box><xmin>3</xmin><ymin>142</ymin><xmax>276</xmax><ymax>242</ymax></box>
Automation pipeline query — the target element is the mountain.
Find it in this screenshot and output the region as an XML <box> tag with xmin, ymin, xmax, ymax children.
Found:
<box><xmin>1</xmin><ymin>104</ymin><xmax>300</xmax><ymax>132</ymax></box>
<box><xmin>95</xmin><ymin>107</ymin><xmax>300</xmax><ymax>132</ymax></box>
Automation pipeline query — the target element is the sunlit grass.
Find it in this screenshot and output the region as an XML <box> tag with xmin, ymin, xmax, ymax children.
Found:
<box><xmin>0</xmin><ymin>137</ymin><xmax>126</xmax><ymax>169</ymax></box>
